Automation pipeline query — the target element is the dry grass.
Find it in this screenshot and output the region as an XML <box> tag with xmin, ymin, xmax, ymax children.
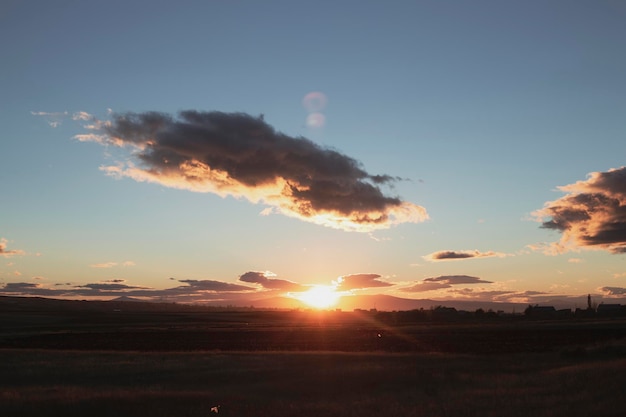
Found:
<box><xmin>2</xmin><ymin>343</ymin><xmax>626</xmax><ymax>417</ymax></box>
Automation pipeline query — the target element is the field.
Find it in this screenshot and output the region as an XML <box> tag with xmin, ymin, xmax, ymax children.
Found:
<box><xmin>2</xmin><ymin>297</ymin><xmax>626</xmax><ymax>416</ymax></box>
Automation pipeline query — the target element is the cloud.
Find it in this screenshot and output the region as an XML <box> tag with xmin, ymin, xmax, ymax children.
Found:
<box><xmin>0</xmin><ymin>239</ymin><xmax>25</xmax><ymax>257</ymax></box>
<box><xmin>400</xmin><ymin>275</ymin><xmax>493</xmax><ymax>292</ymax></box>
<box><xmin>440</xmin><ymin>289</ymin><xmax>566</xmax><ymax>305</ymax></box>
<box><xmin>77</xmin><ymin>282</ymin><xmax>149</xmax><ymax>291</ymax></box>
<box><xmin>1</xmin><ymin>282</ymin><xmax>61</xmax><ymax>297</ymax></box>
<box><xmin>239</xmin><ymin>271</ymin><xmax>306</xmax><ymax>291</ymax></box>
<box><xmin>77</xmin><ymin>110</ymin><xmax>427</xmax><ymax>232</ymax></box>
<box><xmin>335</xmin><ymin>273</ymin><xmax>393</xmax><ymax>291</ymax></box>
<box><xmin>600</xmin><ymin>287</ymin><xmax>626</xmax><ymax>296</ymax></box>
<box><xmin>2</xmin><ymin>282</ymin><xmax>34</xmax><ymax>290</ymax></box>
<box><xmin>178</xmin><ymin>279</ymin><xmax>254</xmax><ymax>292</ymax></box>
<box><xmin>445</xmin><ymin>288</ymin><xmax>516</xmax><ymax>299</ymax></box>
<box><xmin>525</xmin><ymin>242</ymin><xmax>565</xmax><ymax>256</ymax></box>
<box><xmin>90</xmin><ymin>262</ymin><xmax>118</xmax><ymax>268</ymax></box>
<box><xmin>89</xmin><ymin>261</ymin><xmax>135</xmax><ymax>268</ymax></box>
<box><xmin>534</xmin><ymin>167</ymin><xmax>626</xmax><ymax>254</ymax></box>
<box><xmin>0</xmin><ymin>277</ymin><xmax>257</xmax><ymax>301</ymax></box>
<box><xmin>31</xmin><ymin>111</ymin><xmax>69</xmax><ymax>127</ymax></box>
<box><xmin>72</xmin><ymin>111</ymin><xmax>92</xmax><ymax>121</ymax></box>
<box><xmin>423</xmin><ymin>250</ymin><xmax>507</xmax><ymax>261</ymax></box>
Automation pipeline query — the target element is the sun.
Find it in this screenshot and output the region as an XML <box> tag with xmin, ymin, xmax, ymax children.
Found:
<box><xmin>296</xmin><ymin>285</ymin><xmax>341</xmax><ymax>309</ymax></box>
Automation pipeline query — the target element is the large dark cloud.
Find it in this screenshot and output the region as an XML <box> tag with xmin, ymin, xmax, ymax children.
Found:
<box><xmin>423</xmin><ymin>250</ymin><xmax>506</xmax><ymax>261</ymax></box>
<box><xmin>238</xmin><ymin>271</ymin><xmax>306</xmax><ymax>292</ymax></box>
<box><xmin>400</xmin><ymin>275</ymin><xmax>493</xmax><ymax>292</ymax></box>
<box><xmin>79</xmin><ymin>110</ymin><xmax>427</xmax><ymax>231</ymax></box>
<box><xmin>335</xmin><ymin>273</ymin><xmax>393</xmax><ymax>291</ymax></box>
<box><xmin>535</xmin><ymin>167</ymin><xmax>626</xmax><ymax>254</ymax></box>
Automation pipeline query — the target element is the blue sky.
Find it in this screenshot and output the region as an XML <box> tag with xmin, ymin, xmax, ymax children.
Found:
<box><xmin>1</xmin><ymin>0</ymin><xmax>625</xmax><ymax>308</ymax></box>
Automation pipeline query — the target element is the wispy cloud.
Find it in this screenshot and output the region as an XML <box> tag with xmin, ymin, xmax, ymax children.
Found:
<box><xmin>0</xmin><ymin>277</ymin><xmax>257</xmax><ymax>302</ymax></box>
<box><xmin>31</xmin><ymin>111</ymin><xmax>69</xmax><ymax>127</ymax></box>
<box><xmin>400</xmin><ymin>275</ymin><xmax>493</xmax><ymax>292</ymax></box>
<box><xmin>76</xmin><ymin>110</ymin><xmax>427</xmax><ymax>232</ymax></box>
<box><xmin>534</xmin><ymin>167</ymin><xmax>626</xmax><ymax>254</ymax></box>
<box><xmin>335</xmin><ymin>273</ymin><xmax>393</xmax><ymax>290</ymax></box>
<box><xmin>77</xmin><ymin>282</ymin><xmax>149</xmax><ymax>291</ymax></box>
<box><xmin>445</xmin><ymin>288</ymin><xmax>516</xmax><ymax>299</ymax></box>
<box><xmin>90</xmin><ymin>262</ymin><xmax>118</xmax><ymax>268</ymax></box>
<box><xmin>89</xmin><ymin>261</ymin><xmax>135</xmax><ymax>268</ymax></box>
<box><xmin>72</xmin><ymin>111</ymin><xmax>92</xmax><ymax>121</ymax></box>
<box><xmin>423</xmin><ymin>250</ymin><xmax>507</xmax><ymax>262</ymax></box>
<box><xmin>440</xmin><ymin>289</ymin><xmax>565</xmax><ymax>305</ymax></box>
<box><xmin>0</xmin><ymin>239</ymin><xmax>25</xmax><ymax>257</ymax></box>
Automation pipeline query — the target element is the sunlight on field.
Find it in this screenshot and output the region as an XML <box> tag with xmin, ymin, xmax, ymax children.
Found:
<box><xmin>295</xmin><ymin>285</ymin><xmax>341</xmax><ymax>309</ymax></box>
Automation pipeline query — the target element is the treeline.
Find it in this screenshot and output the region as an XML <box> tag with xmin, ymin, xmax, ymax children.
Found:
<box><xmin>360</xmin><ymin>303</ymin><xmax>626</xmax><ymax>325</ymax></box>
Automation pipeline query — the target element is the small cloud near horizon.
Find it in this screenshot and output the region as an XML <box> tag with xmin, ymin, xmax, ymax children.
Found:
<box><xmin>423</xmin><ymin>250</ymin><xmax>507</xmax><ymax>262</ymax></box>
<box><xmin>400</xmin><ymin>275</ymin><xmax>493</xmax><ymax>292</ymax></box>
<box><xmin>89</xmin><ymin>261</ymin><xmax>136</xmax><ymax>268</ymax></box>
<box><xmin>177</xmin><ymin>279</ymin><xmax>255</xmax><ymax>292</ymax></box>
<box><xmin>90</xmin><ymin>262</ymin><xmax>118</xmax><ymax>269</ymax></box>
<box><xmin>239</xmin><ymin>271</ymin><xmax>307</xmax><ymax>292</ymax></box>
<box><xmin>0</xmin><ymin>277</ymin><xmax>257</xmax><ymax>301</ymax></box>
<box><xmin>2</xmin><ymin>279</ymin><xmax>626</xmax><ymax>308</ymax></box>
<box><xmin>77</xmin><ymin>282</ymin><xmax>150</xmax><ymax>291</ymax></box>
<box><xmin>70</xmin><ymin>110</ymin><xmax>427</xmax><ymax>232</ymax></box>
<box><xmin>334</xmin><ymin>273</ymin><xmax>393</xmax><ymax>291</ymax></box>
<box><xmin>600</xmin><ymin>286</ymin><xmax>626</xmax><ymax>296</ymax></box>
<box><xmin>534</xmin><ymin>167</ymin><xmax>626</xmax><ymax>254</ymax></box>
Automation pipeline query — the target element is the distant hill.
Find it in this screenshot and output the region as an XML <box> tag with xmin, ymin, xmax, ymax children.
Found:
<box><xmin>0</xmin><ymin>295</ymin><xmax>208</xmax><ymax>313</ymax></box>
<box><xmin>2</xmin><ymin>293</ymin><xmax>614</xmax><ymax>314</ymax></box>
<box><xmin>110</xmin><ymin>296</ymin><xmax>143</xmax><ymax>303</ymax></box>
<box><xmin>339</xmin><ymin>294</ymin><xmax>532</xmax><ymax>313</ymax></box>
<box><xmin>247</xmin><ymin>294</ymin><xmax>527</xmax><ymax>313</ymax></box>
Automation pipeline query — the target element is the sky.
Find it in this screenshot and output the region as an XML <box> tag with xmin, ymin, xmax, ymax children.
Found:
<box><xmin>1</xmin><ymin>0</ymin><xmax>625</xmax><ymax>310</ymax></box>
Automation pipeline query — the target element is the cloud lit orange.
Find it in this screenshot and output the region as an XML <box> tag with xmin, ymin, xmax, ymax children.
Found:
<box><xmin>535</xmin><ymin>167</ymin><xmax>626</xmax><ymax>254</ymax></box>
<box><xmin>81</xmin><ymin>110</ymin><xmax>428</xmax><ymax>232</ymax></box>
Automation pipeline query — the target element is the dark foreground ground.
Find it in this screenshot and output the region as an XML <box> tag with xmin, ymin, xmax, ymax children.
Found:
<box><xmin>2</xmin><ymin>303</ymin><xmax>626</xmax><ymax>354</ymax></box>
<box><xmin>2</xmin><ymin>297</ymin><xmax>626</xmax><ymax>416</ymax></box>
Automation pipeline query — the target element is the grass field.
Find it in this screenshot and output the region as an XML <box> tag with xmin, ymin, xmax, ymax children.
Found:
<box><xmin>2</xmin><ymin>345</ymin><xmax>626</xmax><ymax>417</ymax></box>
<box><xmin>2</xmin><ymin>298</ymin><xmax>626</xmax><ymax>416</ymax></box>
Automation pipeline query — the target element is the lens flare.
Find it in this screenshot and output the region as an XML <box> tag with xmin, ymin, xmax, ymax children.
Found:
<box><xmin>305</xmin><ymin>112</ymin><xmax>326</xmax><ymax>128</ymax></box>
<box><xmin>302</xmin><ymin>91</ymin><xmax>328</xmax><ymax>112</ymax></box>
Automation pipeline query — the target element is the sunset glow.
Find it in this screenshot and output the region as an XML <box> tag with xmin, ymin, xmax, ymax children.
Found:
<box><xmin>295</xmin><ymin>286</ymin><xmax>341</xmax><ymax>309</ymax></box>
<box><xmin>2</xmin><ymin>1</ymin><xmax>626</xmax><ymax>312</ymax></box>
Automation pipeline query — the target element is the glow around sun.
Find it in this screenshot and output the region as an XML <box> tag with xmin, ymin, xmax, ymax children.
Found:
<box><xmin>295</xmin><ymin>285</ymin><xmax>341</xmax><ymax>309</ymax></box>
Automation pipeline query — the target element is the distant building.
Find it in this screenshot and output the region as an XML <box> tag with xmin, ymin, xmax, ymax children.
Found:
<box><xmin>525</xmin><ymin>305</ymin><xmax>556</xmax><ymax>319</ymax></box>
<box><xmin>596</xmin><ymin>304</ymin><xmax>622</xmax><ymax>316</ymax></box>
